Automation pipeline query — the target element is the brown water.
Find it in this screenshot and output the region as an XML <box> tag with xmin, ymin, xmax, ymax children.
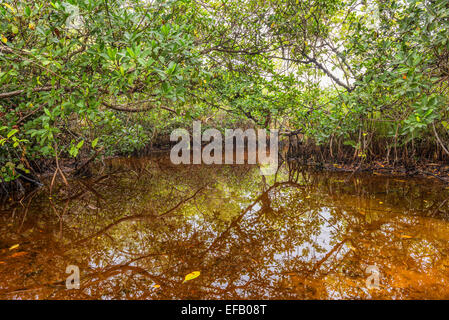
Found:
<box><xmin>1</xmin><ymin>154</ymin><xmax>449</xmax><ymax>300</ymax></box>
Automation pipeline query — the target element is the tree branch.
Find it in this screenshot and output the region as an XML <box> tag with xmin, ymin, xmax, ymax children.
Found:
<box><xmin>0</xmin><ymin>86</ymin><xmax>56</xmax><ymax>99</ymax></box>
<box><xmin>101</xmin><ymin>100</ymin><xmax>177</xmax><ymax>113</ymax></box>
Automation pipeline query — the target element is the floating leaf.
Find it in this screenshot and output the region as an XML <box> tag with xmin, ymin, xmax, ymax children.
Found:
<box><xmin>10</xmin><ymin>251</ymin><xmax>28</xmax><ymax>258</ymax></box>
<box><xmin>152</xmin><ymin>284</ymin><xmax>160</xmax><ymax>288</ymax></box>
<box><xmin>401</xmin><ymin>235</ymin><xmax>413</xmax><ymax>239</ymax></box>
<box><xmin>183</xmin><ymin>271</ymin><xmax>200</xmax><ymax>283</ymax></box>
<box><xmin>9</xmin><ymin>244</ymin><xmax>19</xmax><ymax>250</ymax></box>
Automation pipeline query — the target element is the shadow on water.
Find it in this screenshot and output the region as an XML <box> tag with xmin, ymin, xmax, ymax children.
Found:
<box><xmin>1</xmin><ymin>153</ymin><xmax>449</xmax><ymax>299</ymax></box>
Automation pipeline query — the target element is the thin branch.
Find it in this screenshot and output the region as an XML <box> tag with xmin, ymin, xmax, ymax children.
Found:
<box><xmin>0</xmin><ymin>86</ymin><xmax>56</xmax><ymax>99</ymax></box>
<box><xmin>101</xmin><ymin>101</ymin><xmax>177</xmax><ymax>114</ymax></box>
<box><xmin>432</xmin><ymin>122</ymin><xmax>449</xmax><ymax>156</ymax></box>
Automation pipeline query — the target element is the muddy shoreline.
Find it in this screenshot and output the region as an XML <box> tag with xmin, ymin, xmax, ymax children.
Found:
<box><xmin>2</xmin><ymin>144</ymin><xmax>449</xmax><ymax>200</ymax></box>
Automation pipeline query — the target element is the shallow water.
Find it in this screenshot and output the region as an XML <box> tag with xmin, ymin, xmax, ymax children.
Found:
<box><xmin>1</xmin><ymin>154</ymin><xmax>449</xmax><ymax>299</ymax></box>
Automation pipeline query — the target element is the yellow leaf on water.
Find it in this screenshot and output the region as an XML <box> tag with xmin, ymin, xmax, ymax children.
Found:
<box><xmin>183</xmin><ymin>271</ymin><xmax>200</xmax><ymax>283</ymax></box>
<box><xmin>9</xmin><ymin>244</ymin><xmax>19</xmax><ymax>251</ymax></box>
<box><xmin>152</xmin><ymin>284</ymin><xmax>160</xmax><ymax>288</ymax></box>
<box><xmin>401</xmin><ymin>235</ymin><xmax>413</xmax><ymax>239</ymax></box>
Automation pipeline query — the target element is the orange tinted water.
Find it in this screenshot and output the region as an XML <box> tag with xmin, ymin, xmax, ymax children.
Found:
<box><xmin>0</xmin><ymin>154</ymin><xmax>448</xmax><ymax>299</ymax></box>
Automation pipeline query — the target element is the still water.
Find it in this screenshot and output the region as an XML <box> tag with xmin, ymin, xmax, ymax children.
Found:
<box><xmin>1</xmin><ymin>154</ymin><xmax>449</xmax><ymax>299</ymax></box>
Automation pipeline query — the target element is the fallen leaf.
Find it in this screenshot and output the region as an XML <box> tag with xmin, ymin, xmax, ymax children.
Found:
<box><xmin>10</xmin><ymin>251</ymin><xmax>28</xmax><ymax>258</ymax></box>
<box><xmin>9</xmin><ymin>244</ymin><xmax>19</xmax><ymax>250</ymax></box>
<box><xmin>152</xmin><ymin>284</ymin><xmax>160</xmax><ymax>288</ymax></box>
<box><xmin>183</xmin><ymin>271</ymin><xmax>201</xmax><ymax>283</ymax></box>
<box><xmin>401</xmin><ymin>235</ymin><xmax>413</xmax><ymax>239</ymax></box>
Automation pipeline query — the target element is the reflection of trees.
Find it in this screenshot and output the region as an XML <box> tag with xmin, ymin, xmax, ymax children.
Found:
<box><xmin>1</xmin><ymin>155</ymin><xmax>449</xmax><ymax>299</ymax></box>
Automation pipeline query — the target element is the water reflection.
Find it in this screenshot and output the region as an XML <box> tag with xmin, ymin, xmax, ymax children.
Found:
<box><xmin>1</xmin><ymin>154</ymin><xmax>449</xmax><ymax>299</ymax></box>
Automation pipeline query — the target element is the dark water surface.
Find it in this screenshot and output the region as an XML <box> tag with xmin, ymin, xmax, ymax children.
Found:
<box><xmin>1</xmin><ymin>154</ymin><xmax>449</xmax><ymax>299</ymax></box>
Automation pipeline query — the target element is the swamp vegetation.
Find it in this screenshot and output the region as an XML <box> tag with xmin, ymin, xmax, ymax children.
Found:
<box><xmin>0</xmin><ymin>0</ymin><xmax>448</xmax><ymax>191</ymax></box>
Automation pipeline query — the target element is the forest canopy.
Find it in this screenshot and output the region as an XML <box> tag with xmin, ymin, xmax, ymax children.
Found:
<box><xmin>0</xmin><ymin>0</ymin><xmax>448</xmax><ymax>184</ymax></box>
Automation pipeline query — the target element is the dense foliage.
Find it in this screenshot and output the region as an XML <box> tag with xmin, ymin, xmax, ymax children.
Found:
<box><xmin>0</xmin><ymin>0</ymin><xmax>448</xmax><ymax>184</ymax></box>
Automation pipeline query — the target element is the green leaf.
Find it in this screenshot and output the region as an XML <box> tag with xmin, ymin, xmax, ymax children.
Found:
<box><xmin>91</xmin><ymin>138</ymin><xmax>99</xmax><ymax>148</ymax></box>
<box><xmin>76</xmin><ymin>140</ymin><xmax>84</xmax><ymax>149</ymax></box>
<box><xmin>7</xmin><ymin>129</ymin><xmax>18</xmax><ymax>138</ymax></box>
